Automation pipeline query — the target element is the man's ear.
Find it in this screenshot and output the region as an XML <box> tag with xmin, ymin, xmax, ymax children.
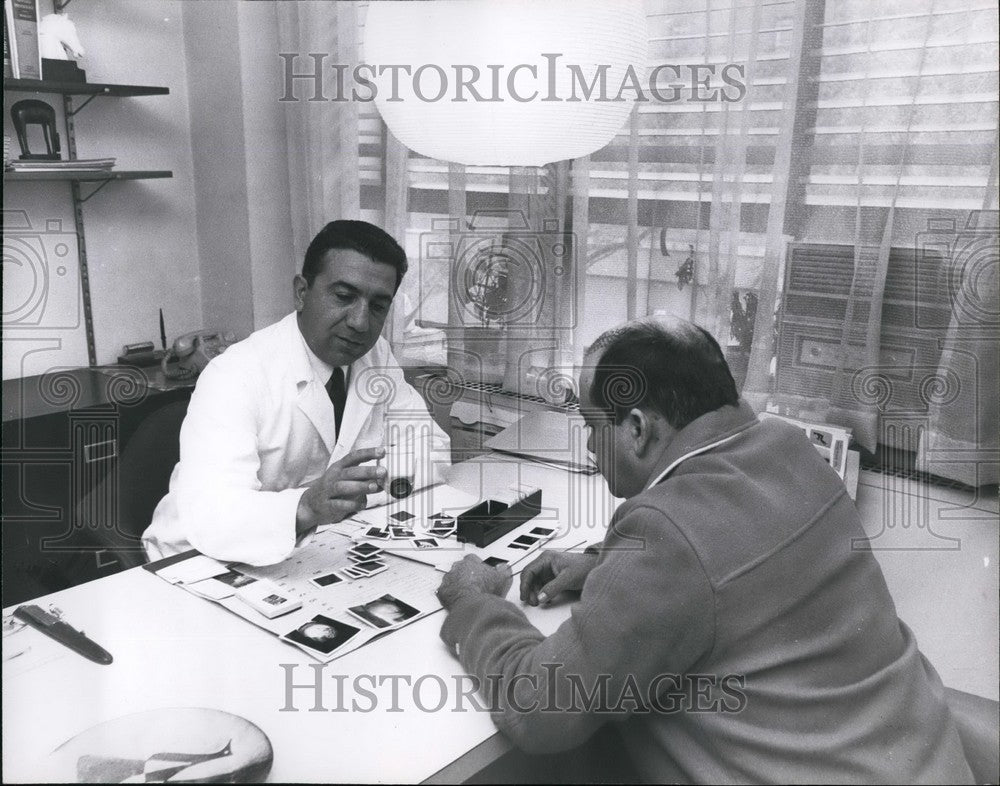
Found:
<box><xmin>625</xmin><ymin>407</ymin><xmax>673</xmax><ymax>458</ymax></box>
<box><xmin>625</xmin><ymin>408</ymin><xmax>654</xmax><ymax>457</ymax></box>
<box><xmin>293</xmin><ymin>274</ymin><xmax>308</xmax><ymax>311</ymax></box>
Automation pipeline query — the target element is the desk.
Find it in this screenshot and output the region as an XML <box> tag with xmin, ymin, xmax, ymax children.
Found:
<box><xmin>2</xmin><ymin>368</ymin><xmax>193</xmax><ymax>604</ymax></box>
<box><xmin>2</xmin><ymin>366</ymin><xmax>193</xmax><ymax>424</ymax></box>
<box><xmin>3</xmin><ymin>458</ymin><xmax>996</xmax><ymax>782</ymax></box>
<box><xmin>1</xmin><ymin>455</ymin><xmax>616</xmax><ymax>783</ymax></box>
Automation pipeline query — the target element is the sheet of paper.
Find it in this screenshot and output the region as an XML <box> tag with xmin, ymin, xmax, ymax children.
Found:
<box><xmin>201</xmin><ymin>530</ymin><xmax>445</xmax><ymax>661</ymax></box>
<box><xmin>164</xmin><ymin>483</ymin><xmax>592</xmax><ymax>661</ymax></box>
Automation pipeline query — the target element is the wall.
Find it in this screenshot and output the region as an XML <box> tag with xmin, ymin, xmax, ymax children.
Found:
<box><xmin>3</xmin><ymin>0</ymin><xmax>297</xmax><ymax>380</ymax></box>
<box><xmin>237</xmin><ymin>1</ymin><xmax>296</xmax><ymax>331</ymax></box>
<box><xmin>3</xmin><ymin>0</ymin><xmax>203</xmax><ymax>377</ymax></box>
<box><xmin>182</xmin><ymin>1</ymin><xmax>255</xmax><ymax>340</ymax></box>
<box><xmin>181</xmin><ymin>0</ymin><xmax>296</xmax><ymax>340</ymax></box>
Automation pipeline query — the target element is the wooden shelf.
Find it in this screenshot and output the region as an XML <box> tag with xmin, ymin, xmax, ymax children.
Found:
<box><xmin>4</xmin><ymin>170</ymin><xmax>172</xmax><ymax>182</ymax></box>
<box><xmin>4</xmin><ymin>78</ymin><xmax>169</xmax><ymax>97</ymax></box>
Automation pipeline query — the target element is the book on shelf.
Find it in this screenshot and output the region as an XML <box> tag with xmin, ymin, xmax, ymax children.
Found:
<box><xmin>5</xmin><ymin>0</ymin><xmax>41</xmax><ymax>80</ymax></box>
<box><xmin>3</xmin><ymin>1</ymin><xmax>14</xmax><ymax>78</ymax></box>
<box><xmin>7</xmin><ymin>157</ymin><xmax>116</xmax><ymax>171</ymax></box>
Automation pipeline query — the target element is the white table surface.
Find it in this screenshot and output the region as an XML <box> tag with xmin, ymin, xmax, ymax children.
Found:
<box><xmin>2</xmin><ymin>456</ymin><xmax>616</xmax><ymax>783</ymax></box>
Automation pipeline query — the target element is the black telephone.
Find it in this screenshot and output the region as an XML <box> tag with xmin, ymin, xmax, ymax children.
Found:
<box><xmin>161</xmin><ymin>330</ymin><xmax>235</xmax><ymax>379</ymax></box>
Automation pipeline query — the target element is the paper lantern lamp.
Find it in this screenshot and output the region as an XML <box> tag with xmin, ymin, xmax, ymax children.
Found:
<box><xmin>363</xmin><ymin>0</ymin><xmax>649</xmax><ymax>166</ymax></box>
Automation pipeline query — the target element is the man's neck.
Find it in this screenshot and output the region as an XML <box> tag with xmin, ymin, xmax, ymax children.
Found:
<box><xmin>296</xmin><ymin>318</ymin><xmax>339</xmax><ymax>382</ymax></box>
<box><xmin>637</xmin><ymin>430</ymin><xmax>676</xmax><ymax>491</ymax></box>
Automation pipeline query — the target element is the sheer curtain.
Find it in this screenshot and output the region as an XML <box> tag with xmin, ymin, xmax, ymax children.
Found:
<box><xmin>788</xmin><ymin>0</ymin><xmax>999</xmax><ymax>472</ymax></box>
<box><xmin>917</xmin><ymin>186</ymin><xmax>998</xmax><ymax>487</ymax></box>
<box><xmin>794</xmin><ymin>1</ymin><xmax>941</xmax><ymax>451</ymax></box>
<box><xmin>275</xmin><ymin>1</ymin><xmax>997</xmax><ymax>485</ymax></box>
<box><xmin>277</xmin><ymin>1</ymin><xmax>363</xmax><ymax>264</ymax></box>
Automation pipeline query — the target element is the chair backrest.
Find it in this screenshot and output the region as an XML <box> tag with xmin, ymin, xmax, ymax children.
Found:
<box><xmin>946</xmin><ymin>687</ymin><xmax>1000</xmax><ymax>785</ymax></box>
<box><xmin>76</xmin><ymin>398</ymin><xmax>188</xmax><ymax>569</ymax></box>
<box><xmin>117</xmin><ymin>399</ymin><xmax>188</xmax><ymax>540</ymax></box>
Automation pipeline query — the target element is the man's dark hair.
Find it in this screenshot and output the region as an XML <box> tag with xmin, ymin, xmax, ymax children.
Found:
<box><xmin>302</xmin><ymin>220</ymin><xmax>408</xmax><ymax>289</ymax></box>
<box><xmin>588</xmin><ymin>320</ymin><xmax>739</xmax><ymax>429</ymax></box>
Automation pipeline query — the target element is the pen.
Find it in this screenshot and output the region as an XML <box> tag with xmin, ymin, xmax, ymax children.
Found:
<box><xmin>13</xmin><ymin>605</ymin><xmax>113</xmax><ymax>665</ymax></box>
<box><xmin>159</xmin><ymin>308</ymin><xmax>167</xmax><ymax>351</ymax></box>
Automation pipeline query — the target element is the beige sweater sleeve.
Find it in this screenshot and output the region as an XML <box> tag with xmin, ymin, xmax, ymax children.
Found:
<box><xmin>439</xmin><ymin>503</ymin><xmax>716</xmax><ymax>754</ymax></box>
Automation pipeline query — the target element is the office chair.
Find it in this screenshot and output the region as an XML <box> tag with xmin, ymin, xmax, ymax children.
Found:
<box><xmin>946</xmin><ymin>687</ymin><xmax>1000</xmax><ymax>784</ymax></box>
<box><xmin>72</xmin><ymin>399</ymin><xmax>189</xmax><ymax>574</ymax></box>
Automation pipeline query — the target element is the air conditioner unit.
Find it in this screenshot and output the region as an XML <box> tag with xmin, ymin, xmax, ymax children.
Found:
<box><xmin>775</xmin><ymin>242</ymin><xmax>952</xmax><ymax>451</ymax></box>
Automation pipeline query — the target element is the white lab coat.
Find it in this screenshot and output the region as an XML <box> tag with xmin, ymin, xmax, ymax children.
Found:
<box><xmin>142</xmin><ymin>312</ymin><xmax>451</xmax><ymax>565</ymax></box>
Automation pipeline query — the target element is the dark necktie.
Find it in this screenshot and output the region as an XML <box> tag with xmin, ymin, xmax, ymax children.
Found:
<box><xmin>326</xmin><ymin>367</ymin><xmax>347</xmax><ymax>440</ymax></box>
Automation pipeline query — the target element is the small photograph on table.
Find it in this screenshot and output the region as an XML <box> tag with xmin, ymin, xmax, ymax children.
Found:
<box><xmin>282</xmin><ymin>615</ymin><xmax>360</xmax><ymax>656</ymax></box>
<box><xmin>351</xmin><ymin>559</ymin><xmax>387</xmax><ymax>577</ymax></box>
<box><xmin>215</xmin><ymin>570</ymin><xmax>257</xmax><ymax>588</ymax></box>
<box><xmin>509</xmin><ymin>534</ymin><xmax>538</xmax><ymax>550</ymax></box>
<box><xmin>347</xmin><ymin>594</ymin><xmax>421</xmax><ymax>629</ymax></box>
<box><xmin>309</xmin><ymin>571</ymin><xmax>344</xmax><ymax>589</ymax></box>
<box><xmin>348</xmin><ymin>542</ymin><xmax>384</xmax><ymax>561</ymax></box>
<box><xmin>426</xmin><ymin>516</ymin><xmax>457</xmax><ymax>537</ymax></box>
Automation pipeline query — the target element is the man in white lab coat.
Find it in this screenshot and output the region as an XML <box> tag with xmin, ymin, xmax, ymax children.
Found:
<box><xmin>143</xmin><ymin>220</ymin><xmax>450</xmax><ymax>566</ymax></box>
